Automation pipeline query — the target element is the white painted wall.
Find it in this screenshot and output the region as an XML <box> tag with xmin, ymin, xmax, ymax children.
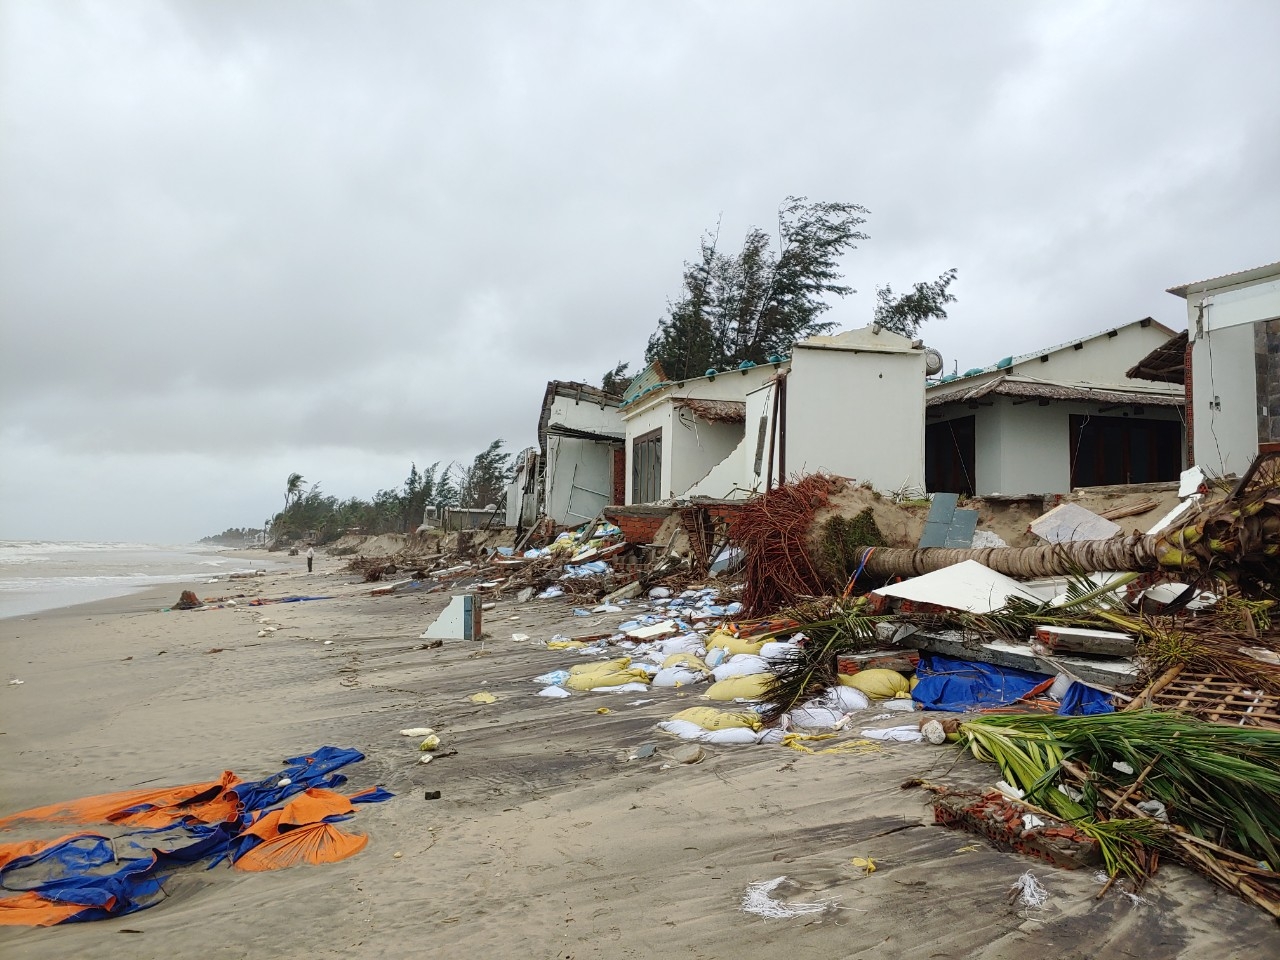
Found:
<box><xmin>544</xmin><ymin>436</ymin><xmax>615</xmax><ymax>524</ymax></box>
<box><xmin>1007</xmin><ymin>322</ymin><xmax>1176</xmax><ymax>385</ymax></box>
<box><xmin>785</xmin><ymin>343</ymin><xmax>926</xmax><ymax>492</ymax></box>
<box><xmin>622</xmin><ymin>403</ymin><xmax>671</xmax><ymax>504</ymax></box>
<box><xmin>669</xmin><ymin>415</ymin><xmax>744</xmax><ymax>496</ymax></box>
<box><xmin>1176</xmin><ymin>269</ymin><xmax>1280</xmax><ymax>477</ymax></box>
<box><xmin>549</xmin><ymin>394</ymin><xmax>624</xmax><ymax>435</ymax></box>
<box><xmin>621</xmin><ymin>365</ymin><xmax>777</xmax><ymax>503</ymax></box>
<box><xmin>931</xmin><ymin>400</ymin><xmax>1184</xmax><ymax>494</ymax></box>
<box><xmin>685</xmin><ymin>379</ymin><xmax>778</xmax><ymax>499</ymax></box>
<box><xmin>930</xmin><ymin>321</ymin><xmax>1183</xmax><ymax>406</ymax></box>
<box><xmin>542</xmin><ymin>395</ymin><xmax>623</xmax><ymax>524</ymax></box>
<box><xmin>505</xmin><ymin>464</ymin><xmax>528</xmax><ymax>527</ymax></box>
<box><xmin>1191</xmin><ymin>323</ymin><xmax>1260</xmax><ymax>477</ymax></box>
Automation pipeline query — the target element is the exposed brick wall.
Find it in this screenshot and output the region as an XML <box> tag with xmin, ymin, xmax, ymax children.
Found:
<box><xmin>603</xmin><ymin>507</ymin><xmax>672</xmax><ymax>545</ymax></box>
<box><xmin>603</xmin><ymin>500</ymin><xmax>752</xmax><ymax>545</ymax></box>
<box><xmin>612</xmin><ymin>448</ymin><xmax>627</xmax><ymax>506</ymax></box>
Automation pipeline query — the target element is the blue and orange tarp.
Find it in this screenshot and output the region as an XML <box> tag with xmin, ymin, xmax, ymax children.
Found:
<box><xmin>0</xmin><ymin>746</ymin><xmax>392</xmax><ymax>926</ymax></box>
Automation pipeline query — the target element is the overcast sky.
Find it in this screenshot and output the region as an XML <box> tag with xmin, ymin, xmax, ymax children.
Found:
<box><xmin>2</xmin><ymin>0</ymin><xmax>1276</xmax><ymax>542</ymax></box>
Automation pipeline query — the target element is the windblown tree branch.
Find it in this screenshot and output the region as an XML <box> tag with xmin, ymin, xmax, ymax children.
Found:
<box><xmin>873</xmin><ymin>268</ymin><xmax>958</xmax><ymax>338</ymax></box>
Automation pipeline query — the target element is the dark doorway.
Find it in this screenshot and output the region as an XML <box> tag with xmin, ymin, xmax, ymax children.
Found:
<box><xmin>926</xmin><ymin>416</ymin><xmax>976</xmax><ymax>496</ymax></box>
<box><xmin>1070</xmin><ymin>415</ymin><xmax>1182</xmax><ymax>487</ymax></box>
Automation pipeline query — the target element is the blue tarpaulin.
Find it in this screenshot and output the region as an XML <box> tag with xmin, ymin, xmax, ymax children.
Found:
<box><xmin>912</xmin><ymin>654</ymin><xmax>1114</xmax><ymax>715</ymax></box>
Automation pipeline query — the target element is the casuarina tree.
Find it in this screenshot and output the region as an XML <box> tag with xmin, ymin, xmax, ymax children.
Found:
<box><xmin>645</xmin><ymin>198</ymin><xmax>870</xmax><ymax>379</ymax></box>
<box><xmin>873</xmin><ymin>268</ymin><xmax>959</xmax><ymax>338</ymax></box>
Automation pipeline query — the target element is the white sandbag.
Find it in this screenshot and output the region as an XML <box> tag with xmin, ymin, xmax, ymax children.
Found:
<box><xmin>657</xmin><ymin>719</ymin><xmax>709</xmax><ymax>740</ymax></box>
<box><xmin>652</xmin><ymin>667</ymin><xmax>705</xmax><ymax>688</ymax></box>
<box><xmin>787</xmin><ymin>706</ymin><xmax>847</xmax><ymax>729</ymax></box>
<box><xmin>655</xmin><ymin>719</ymin><xmax>763</xmax><ymax>745</ymax></box>
<box><xmin>590</xmin><ymin>681</ymin><xmax>650</xmax><ymax>693</ymax></box>
<box><xmin>861</xmin><ymin>725</ymin><xmax>924</xmax><ymax>742</ymax></box>
<box><xmin>537</xmin><ymin>686</ymin><xmax>571</xmax><ymax>698</ymax></box>
<box><xmin>655</xmin><ymin>635</ymin><xmax>707</xmax><ymax>657</ymax></box>
<box><xmin>711</xmin><ymin>654</ymin><xmax>771</xmax><ymax>682</ymax></box>
<box><xmin>758</xmin><ymin>641</ymin><xmax>801</xmax><ymax>662</ymax></box>
<box><xmin>814</xmin><ymin>686</ymin><xmax>870</xmax><ymax>713</ymax></box>
<box><xmin>699</xmin><ymin>727</ymin><xmax>762</xmax><ymax>745</ymax></box>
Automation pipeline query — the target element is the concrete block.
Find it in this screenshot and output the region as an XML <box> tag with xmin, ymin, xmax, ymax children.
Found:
<box><xmin>422</xmin><ymin>594</ymin><xmax>482</xmax><ymax>641</ymax></box>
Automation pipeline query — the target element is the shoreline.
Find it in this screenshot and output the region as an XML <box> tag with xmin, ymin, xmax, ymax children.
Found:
<box><xmin>0</xmin><ymin>547</ymin><xmax>297</xmax><ymax>623</ymax></box>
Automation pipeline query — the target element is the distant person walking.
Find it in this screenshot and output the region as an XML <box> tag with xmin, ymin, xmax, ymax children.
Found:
<box><xmin>306</xmin><ymin>546</ymin><xmax>315</xmax><ymax>574</ymax></box>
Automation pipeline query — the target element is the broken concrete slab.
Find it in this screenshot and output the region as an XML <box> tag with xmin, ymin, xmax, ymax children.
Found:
<box><xmin>421</xmin><ymin>594</ymin><xmax>483</xmax><ymax>641</ymax></box>
<box><xmin>903</xmin><ymin>629</ymin><xmax>1139</xmax><ymax>689</ymax></box>
<box><xmin>1034</xmin><ymin>625</ymin><xmax>1138</xmax><ymax>657</ymax></box>
<box><xmin>872</xmin><ymin>559</ymin><xmax>1040</xmax><ymax>614</ymax></box>
<box><xmin>1029</xmin><ymin>502</ymin><xmax>1122</xmax><ymax>543</ymax></box>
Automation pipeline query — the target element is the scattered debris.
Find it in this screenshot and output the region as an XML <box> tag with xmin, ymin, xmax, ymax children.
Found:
<box><xmin>740</xmin><ymin>876</ymin><xmax>836</xmax><ymax>919</ymax></box>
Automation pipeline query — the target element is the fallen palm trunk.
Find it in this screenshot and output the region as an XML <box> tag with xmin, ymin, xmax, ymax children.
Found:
<box><xmin>859</xmin><ymin>456</ymin><xmax>1279</xmax><ymax>591</ymax></box>
<box><xmin>859</xmin><ymin>535</ymin><xmax>1172</xmax><ymax>579</ymax></box>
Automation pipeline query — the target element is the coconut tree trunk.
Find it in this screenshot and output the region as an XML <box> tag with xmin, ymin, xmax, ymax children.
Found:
<box><xmin>858</xmin><ymin>494</ymin><xmax>1277</xmax><ymax>583</ymax></box>
<box><xmin>858</xmin><ymin>536</ymin><xmax>1159</xmax><ymax>579</ymax></box>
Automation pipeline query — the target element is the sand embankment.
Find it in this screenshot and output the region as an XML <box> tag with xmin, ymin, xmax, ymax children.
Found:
<box><xmin>0</xmin><ymin>557</ymin><xmax>1274</xmax><ymax>959</ymax></box>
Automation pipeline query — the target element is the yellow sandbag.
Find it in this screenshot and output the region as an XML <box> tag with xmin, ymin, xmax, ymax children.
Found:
<box><xmin>662</xmin><ymin>652</ymin><xmax>706</xmax><ymax>670</ymax></box>
<box><xmin>704</xmin><ymin>673</ymin><xmax>776</xmax><ymax>702</ymax></box>
<box><xmin>569</xmin><ymin>657</ymin><xmax>631</xmax><ymax>676</ymax></box>
<box><xmin>564</xmin><ymin>668</ymin><xmax>649</xmax><ymax>691</ymax></box>
<box><xmin>670</xmin><ymin>707</ymin><xmax>762</xmax><ymax>732</ymax></box>
<box><xmin>838</xmin><ymin>668</ymin><xmax>910</xmax><ymax>699</ymax></box>
<box><xmin>910</xmin><ymin>676</ymin><xmax>919</xmax><ymax>691</ymax></box>
<box><xmin>546</xmin><ymin>640</ymin><xmax>585</xmax><ymax>650</ymax></box>
<box><xmin>705</xmin><ymin>629</ymin><xmax>767</xmax><ymax>656</ymax></box>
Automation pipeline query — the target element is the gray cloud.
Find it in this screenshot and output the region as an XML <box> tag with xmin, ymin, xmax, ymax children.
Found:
<box><xmin>2</xmin><ymin>0</ymin><xmax>1277</xmax><ymax>540</ymax></box>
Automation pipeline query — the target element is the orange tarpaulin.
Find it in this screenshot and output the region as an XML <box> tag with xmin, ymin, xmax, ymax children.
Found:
<box><xmin>235</xmin><ymin>823</ymin><xmax>367</xmax><ymax>872</ymax></box>
<box><xmin>0</xmin><ymin>771</ymin><xmax>242</xmax><ymax>830</ymax></box>
<box><xmin>234</xmin><ymin>788</ymin><xmax>365</xmax><ymax>871</ymax></box>
<box><xmin>0</xmin><ymin>891</ymin><xmax>98</xmax><ymax>927</ymax></box>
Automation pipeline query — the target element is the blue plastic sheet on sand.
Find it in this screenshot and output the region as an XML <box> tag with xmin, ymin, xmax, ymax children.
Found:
<box><xmin>912</xmin><ymin>654</ymin><xmax>1113</xmax><ymax>715</ymax></box>
<box><xmin>0</xmin><ymin>746</ymin><xmax>391</xmax><ymax>925</ymax></box>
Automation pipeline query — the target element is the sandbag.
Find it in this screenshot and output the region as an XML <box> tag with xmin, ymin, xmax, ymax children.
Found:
<box><xmin>662</xmin><ymin>652</ymin><xmax>707</xmax><ymax>671</ymax></box>
<box><xmin>838</xmin><ymin>668</ymin><xmax>911</xmax><ymax>699</ymax></box>
<box><xmin>787</xmin><ymin>705</ymin><xmax>847</xmax><ymax>728</ymax></box>
<box><xmin>705</xmin><ymin>629</ymin><xmax>767</xmax><ymax>656</ymax></box>
<box><xmin>657</xmin><ymin>719</ymin><xmax>709</xmax><ymax>740</ymax></box>
<box><xmin>669</xmin><ymin>707</ymin><xmax>762</xmax><ymax>731</ymax></box>
<box><xmin>565</xmin><ymin>668</ymin><xmax>650</xmax><ymax>691</ymax></box>
<box><xmin>704</xmin><ymin>673</ymin><xmax>775</xmax><ymax>702</ymax></box>
<box><xmin>700</xmin><ymin>727</ymin><xmax>761</xmax><ymax>745</ymax></box>
<box><xmin>815</xmin><ymin>686</ymin><xmax>870</xmax><ymax>713</ymax></box>
<box><xmin>569</xmin><ymin>657</ymin><xmax>631</xmax><ymax>676</ymax></box>
<box><xmin>711</xmin><ymin>654</ymin><xmax>770</xmax><ymax>682</ymax></box>
<box><xmin>652</xmin><ymin>667</ymin><xmax>704</xmax><ymax>688</ymax></box>
<box><xmin>759</xmin><ymin>641</ymin><xmax>801</xmax><ymax>662</ymax></box>
<box><xmin>655</xmin><ymin>635</ymin><xmax>706</xmax><ymax>657</ymax></box>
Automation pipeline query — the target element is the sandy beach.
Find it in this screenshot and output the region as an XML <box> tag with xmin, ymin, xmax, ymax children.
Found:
<box><xmin>2</xmin><ymin>554</ymin><xmax>1276</xmax><ymax>959</ymax></box>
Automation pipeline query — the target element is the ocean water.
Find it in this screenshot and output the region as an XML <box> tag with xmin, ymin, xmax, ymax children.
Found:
<box><xmin>0</xmin><ymin>540</ymin><xmax>271</xmax><ymax>619</ymax></box>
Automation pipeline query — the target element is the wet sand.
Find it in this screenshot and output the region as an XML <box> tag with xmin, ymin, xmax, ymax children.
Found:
<box><xmin>1</xmin><ymin>555</ymin><xmax>1276</xmax><ymax>958</ymax></box>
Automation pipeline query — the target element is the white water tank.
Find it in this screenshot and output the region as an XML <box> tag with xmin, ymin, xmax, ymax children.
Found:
<box><xmin>923</xmin><ymin>348</ymin><xmax>944</xmax><ymax>376</ymax></box>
